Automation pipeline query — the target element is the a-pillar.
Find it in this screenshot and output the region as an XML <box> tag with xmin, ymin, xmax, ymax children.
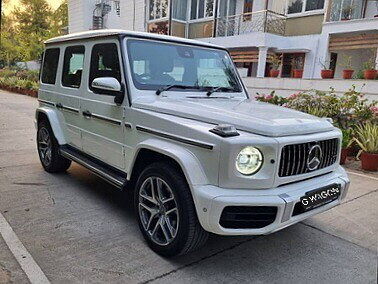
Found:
<box><xmin>257</xmin><ymin>46</ymin><xmax>268</xmax><ymax>78</ymax></box>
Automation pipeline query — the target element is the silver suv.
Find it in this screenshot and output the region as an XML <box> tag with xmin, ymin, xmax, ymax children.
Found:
<box><xmin>36</xmin><ymin>30</ymin><xmax>350</xmax><ymax>256</ymax></box>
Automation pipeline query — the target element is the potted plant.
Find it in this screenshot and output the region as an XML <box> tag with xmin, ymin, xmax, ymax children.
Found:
<box><xmin>319</xmin><ymin>59</ymin><xmax>334</xmax><ymax>79</ymax></box>
<box><xmin>341</xmin><ymin>4</ymin><xmax>355</xmax><ymax>20</ymax></box>
<box><xmin>269</xmin><ymin>54</ymin><xmax>281</xmax><ymax>78</ymax></box>
<box><xmin>292</xmin><ymin>57</ymin><xmax>304</xmax><ymax>78</ymax></box>
<box><xmin>340</xmin><ymin>129</ymin><xmax>352</xmax><ymax>165</ymax></box>
<box><xmin>354</xmin><ymin>122</ymin><xmax>378</xmax><ymax>171</ymax></box>
<box><xmin>363</xmin><ymin>58</ymin><xmax>377</xmax><ymax>79</ymax></box>
<box><xmin>341</xmin><ymin>55</ymin><xmax>354</xmax><ymax>79</ymax></box>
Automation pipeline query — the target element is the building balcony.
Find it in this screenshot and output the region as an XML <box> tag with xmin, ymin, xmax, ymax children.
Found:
<box><xmin>215</xmin><ymin>10</ymin><xmax>286</xmax><ymax>37</ymax></box>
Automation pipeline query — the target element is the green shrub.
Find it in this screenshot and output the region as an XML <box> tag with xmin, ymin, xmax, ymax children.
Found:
<box><xmin>255</xmin><ymin>91</ymin><xmax>289</xmax><ymax>106</ymax></box>
<box><xmin>255</xmin><ymin>86</ymin><xmax>377</xmax><ymax>130</ymax></box>
<box><xmin>0</xmin><ymin>68</ymin><xmax>39</xmax><ymax>91</ymax></box>
<box><xmin>354</xmin><ymin>122</ymin><xmax>378</xmax><ymax>154</ymax></box>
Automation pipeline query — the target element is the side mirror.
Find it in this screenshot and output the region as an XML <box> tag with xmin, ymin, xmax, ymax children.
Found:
<box><xmin>91</xmin><ymin>77</ymin><xmax>125</xmax><ymax>105</ymax></box>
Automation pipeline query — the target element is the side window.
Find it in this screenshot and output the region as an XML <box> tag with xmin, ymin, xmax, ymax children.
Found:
<box><xmin>62</xmin><ymin>45</ymin><xmax>85</xmax><ymax>88</ymax></box>
<box><xmin>89</xmin><ymin>43</ymin><xmax>121</xmax><ymax>91</ymax></box>
<box><xmin>41</xmin><ymin>48</ymin><xmax>60</xmax><ymax>85</ymax></box>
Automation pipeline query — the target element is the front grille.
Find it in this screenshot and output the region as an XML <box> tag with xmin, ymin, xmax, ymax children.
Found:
<box><xmin>279</xmin><ymin>138</ymin><xmax>339</xmax><ymax>177</ymax></box>
<box><xmin>220</xmin><ymin>206</ymin><xmax>277</xmax><ymax>229</ymax></box>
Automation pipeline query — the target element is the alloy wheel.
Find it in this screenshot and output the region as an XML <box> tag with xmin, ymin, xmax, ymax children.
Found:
<box><xmin>38</xmin><ymin>127</ymin><xmax>52</xmax><ymax>167</ymax></box>
<box><xmin>138</xmin><ymin>176</ymin><xmax>179</xmax><ymax>246</ymax></box>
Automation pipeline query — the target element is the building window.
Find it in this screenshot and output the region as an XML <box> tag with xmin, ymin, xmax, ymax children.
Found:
<box><xmin>62</xmin><ymin>46</ymin><xmax>85</xmax><ymax>89</ymax></box>
<box><xmin>243</xmin><ymin>0</ymin><xmax>253</xmax><ymax>14</ymax></box>
<box><xmin>149</xmin><ymin>0</ymin><xmax>168</xmax><ymax>20</ymax></box>
<box><xmin>41</xmin><ymin>48</ymin><xmax>60</xmax><ymax>85</ymax></box>
<box><xmin>172</xmin><ymin>0</ymin><xmax>187</xmax><ymax>20</ymax></box>
<box><xmin>147</xmin><ymin>21</ymin><xmax>169</xmax><ymax>34</ymax></box>
<box><xmin>287</xmin><ymin>0</ymin><xmax>324</xmax><ymax>14</ymax></box>
<box><xmin>190</xmin><ymin>0</ymin><xmax>215</xmax><ymax>20</ymax></box>
<box><xmin>305</xmin><ymin>0</ymin><xmax>325</xmax><ymax>11</ymax></box>
<box><xmin>329</xmin><ymin>0</ymin><xmax>365</xmax><ymax>21</ymax></box>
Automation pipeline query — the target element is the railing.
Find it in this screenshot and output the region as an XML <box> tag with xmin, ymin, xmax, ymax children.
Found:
<box><xmin>215</xmin><ymin>10</ymin><xmax>286</xmax><ymax>37</ymax></box>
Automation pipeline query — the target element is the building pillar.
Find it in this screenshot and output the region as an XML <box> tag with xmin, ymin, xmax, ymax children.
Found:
<box><xmin>375</xmin><ymin>48</ymin><xmax>378</xmax><ymax>70</ymax></box>
<box><xmin>313</xmin><ymin>33</ymin><xmax>330</xmax><ymax>79</ymax></box>
<box><xmin>257</xmin><ymin>46</ymin><xmax>268</xmax><ymax>78</ymax></box>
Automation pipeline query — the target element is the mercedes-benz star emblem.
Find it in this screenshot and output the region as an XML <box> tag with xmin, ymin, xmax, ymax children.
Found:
<box><xmin>307</xmin><ymin>144</ymin><xmax>322</xmax><ymax>171</ymax></box>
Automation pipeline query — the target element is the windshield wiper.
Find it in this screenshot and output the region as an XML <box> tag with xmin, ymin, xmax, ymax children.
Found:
<box><xmin>206</xmin><ymin>86</ymin><xmax>239</xmax><ymax>97</ymax></box>
<box><xmin>156</xmin><ymin>84</ymin><xmax>204</xmax><ymax>95</ymax></box>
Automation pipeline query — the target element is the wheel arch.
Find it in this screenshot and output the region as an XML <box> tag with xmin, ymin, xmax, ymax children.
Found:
<box><xmin>128</xmin><ymin>139</ymin><xmax>208</xmax><ymax>189</ymax></box>
<box><xmin>36</xmin><ymin>107</ymin><xmax>67</xmax><ymax>145</ymax></box>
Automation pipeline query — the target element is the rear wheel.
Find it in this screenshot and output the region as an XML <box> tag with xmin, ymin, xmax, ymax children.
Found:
<box><xmin>135</xmin><ymin>162</ymin><xmax>208</xmax><ymax>257</ymax></box>
<box><xmin>37</xmin><ymin>120</ymin><xmax>71</xmax><ymax>173</ymax></box>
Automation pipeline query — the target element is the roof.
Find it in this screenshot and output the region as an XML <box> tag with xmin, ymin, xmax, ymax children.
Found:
<box><xmin>44</xmin><ymin>29</ymin><xmax>224</xmax><ymax>50</ymax></box>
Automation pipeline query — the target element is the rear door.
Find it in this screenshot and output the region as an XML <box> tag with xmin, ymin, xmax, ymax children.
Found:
<box><xmin>57</xmin><ymin>45</ymin><xmax>86</xmax><ymax>148</ymax></box>
<box><xmin>79</xmin><ymin>39</ymin><xmax>126</xmax><ymax>170</ymax></box>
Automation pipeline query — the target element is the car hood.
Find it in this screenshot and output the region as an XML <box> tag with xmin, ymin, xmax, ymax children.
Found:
<box><xmin>133</xmin><ymin>97</ymin><xmax>334</xmax><ymax>137</ymax></box>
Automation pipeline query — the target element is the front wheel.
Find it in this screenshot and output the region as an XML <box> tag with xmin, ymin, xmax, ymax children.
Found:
<box><xmin>134</xmin><ymin>162</ymin><xmax>208</xmax><ymax>257</ymax></box>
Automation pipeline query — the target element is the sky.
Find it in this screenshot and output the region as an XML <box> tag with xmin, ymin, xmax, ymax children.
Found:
<box><xmin>4</xmin><ymin>0</ymin><xmax>64</xmax><ymax>14</ymax></box>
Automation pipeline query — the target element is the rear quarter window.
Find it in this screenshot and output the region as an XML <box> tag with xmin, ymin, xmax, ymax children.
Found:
<box><xmin>41</xmin><ymin>48</ymin><xmax>60</xmax><ymax>85</ymax></box>
<box><xmin>62</xmin><ymin>45</ymin><xmax>85</xmax><ymax>89</ymax></box>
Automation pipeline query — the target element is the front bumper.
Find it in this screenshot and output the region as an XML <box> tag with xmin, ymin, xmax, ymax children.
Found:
<box><xmin>193</xmin><ymin>166</ymin><xmax>350</xmax><ymax>235</ymax></box>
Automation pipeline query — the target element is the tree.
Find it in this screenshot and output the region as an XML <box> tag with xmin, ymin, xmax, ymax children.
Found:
<box><xmin>13</xmin><ymin>0</ymin><xmax>54</xmax><ymax>61</ymax></box>
<box><xmin>54</xmin><ymin>0</ymin><xmax>68</xmax><ymax>28</ymax></box>
<box><xmin>0</xmin><ymin>0</ymin><xmax>68</xmax><ymax>66</ymax></box>
<box><xmin>0</xmin><ymin>13</ymin><xmax>24</xmax><ymax>67</ymax></box>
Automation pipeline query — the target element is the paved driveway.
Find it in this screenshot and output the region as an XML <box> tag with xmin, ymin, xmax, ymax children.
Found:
<box><xmin>0</xmin><ymin>90</ymin><xmax>377</xmax><ymax>283</ymax></box>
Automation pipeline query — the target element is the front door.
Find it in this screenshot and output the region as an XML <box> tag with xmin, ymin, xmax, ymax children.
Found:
<box><xmin>80</xmin><ymin>40</ymin><xmax>126</xmax><ymax>170</ymax></box>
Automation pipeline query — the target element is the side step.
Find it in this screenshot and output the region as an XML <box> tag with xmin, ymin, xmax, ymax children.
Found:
<box><xmin>59</xmin><ymin>145</ymin><xmax>127</xmax><ymax>189</ymax></box>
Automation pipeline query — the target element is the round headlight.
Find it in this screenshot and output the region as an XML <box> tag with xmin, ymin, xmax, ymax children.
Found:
<box><xmin>235</xmin><ymin>146</ymin><xmax>263</xmax><ymax>175</ymax></box>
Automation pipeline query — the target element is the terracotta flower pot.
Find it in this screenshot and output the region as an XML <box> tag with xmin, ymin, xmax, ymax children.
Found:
<box><xmin>270</xmin><ymin>69</ymin><xmax>280</xmax><ymax>78</ymax></box>
<box><xmin>342</xmin><ymin>69</ymin><xmax>354</xmax><ymax>79</ymax></box>
<box><xmin>340</xmin><ymin>148</ymin><xmax>351</xmax><ymax>165</ymax></box>
<box><xmin>293</xmin><ymin>69</ymin><xmax>303</xmax><ymax>78</ymax></box>
<box><xmin>321</xmin><ymin>69</ymin><xmax>334</xmax><ymax>79</ymax></box>
<box><xmin>360</xmin><ymin>152</ymin><xmax>378</xmax><ymax>171</ymax></box>
<box><xmin>364</xmin><ymin>70</ymin><xmax>377</xmax><ymax>80</ymax></box>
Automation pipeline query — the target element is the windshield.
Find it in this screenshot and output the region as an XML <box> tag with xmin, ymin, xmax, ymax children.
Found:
<box><xmin>126</xmin><ymin>39</ymin><xmax>243</xmax><ymax>94</ymax></box>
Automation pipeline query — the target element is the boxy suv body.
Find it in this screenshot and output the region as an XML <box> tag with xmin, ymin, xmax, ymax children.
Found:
<box><xmin>36</xmin><ymin>30</ymin><xmax>350</xmax><ymax>256</ymax></box>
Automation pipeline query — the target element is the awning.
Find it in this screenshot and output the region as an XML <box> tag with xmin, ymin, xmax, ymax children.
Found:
<box><xmin>275</xmin><ymin>48</ymin><xmax>311</xmax><ymax>53</ymax></box>
<box><xmin>329</xmin><ymin>32</ymin><xmax>378</xmax><ymax>51</ymax></box>
<box><xmin>229</xmin><ymin>49</ymin><xmax>276</xmax><ymax>63</ymax></box>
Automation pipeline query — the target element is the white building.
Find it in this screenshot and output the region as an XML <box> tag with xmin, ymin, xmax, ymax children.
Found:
<box><xmin>68</xmin><ymin>0</ymin><xmax>378</xmax><ymax>80</ymax></box>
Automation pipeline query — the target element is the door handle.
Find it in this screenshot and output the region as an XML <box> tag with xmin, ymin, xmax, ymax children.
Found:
<box><xmin>56</xmin><ymin>103</ymin><xmax>63</xmax><ymax>109</ymax></box>
<box><xmin>82</xmin><ymin>110</ymin><xmax>92</xmax><ymax>118</ymax></box>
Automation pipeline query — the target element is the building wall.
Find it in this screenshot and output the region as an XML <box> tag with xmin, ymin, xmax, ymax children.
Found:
<box><xmin>285</xmin><ymin>14</ymin><xmax>324</xmax><ymax>36</ymax></box>
<box><xmin>243</xmin><ymin>77</ymin><xmax>378</xmax><ymax>100</ymax></box>
<box><xmin>68</xmin><ymin>0</ymin><xmax>131</xmax><ymax>33</ymax></box>
<box><xmin>68</xmin><ymin>0</ymin><xmax>89</xmax><ymax>33</ymax></box>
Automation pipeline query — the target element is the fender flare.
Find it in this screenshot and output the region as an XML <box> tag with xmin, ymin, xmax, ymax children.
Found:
<box><xmin>128</xmin><ymin>138</ymin><xmax>209</xmax><ymax>187</ymax></box>
<box><xmin>35</xmin><ymin>107</ymin><xmax>67</xmax><ymax>145</ymax></box>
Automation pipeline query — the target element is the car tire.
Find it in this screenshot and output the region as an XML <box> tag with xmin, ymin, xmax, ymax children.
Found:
<box><xmin>134</xmin><ymin>162</ymin><xmax>208</xmax><ymax>257</ymax></box>
<box><xmin>37</xmin><ymin>120</ymin><xmax>71</xmax><ymax>173</ymax></box>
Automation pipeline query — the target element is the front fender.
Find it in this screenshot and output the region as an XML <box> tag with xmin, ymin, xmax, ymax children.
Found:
<box><xmin>35</xmin><ymin>107</ymin><xmax>67</xmax><ymax>145</ymax></box>
<box><xmin>128</xmin><ymin>138</ymin><xmax>209</xmax><ymax>187</ymax></box>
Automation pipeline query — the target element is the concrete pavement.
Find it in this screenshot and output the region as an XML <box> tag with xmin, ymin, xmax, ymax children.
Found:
<box><xmin>0</xmin><ymin>90</ymin><xmax>377</xmax><ymax>283</ymax></box>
